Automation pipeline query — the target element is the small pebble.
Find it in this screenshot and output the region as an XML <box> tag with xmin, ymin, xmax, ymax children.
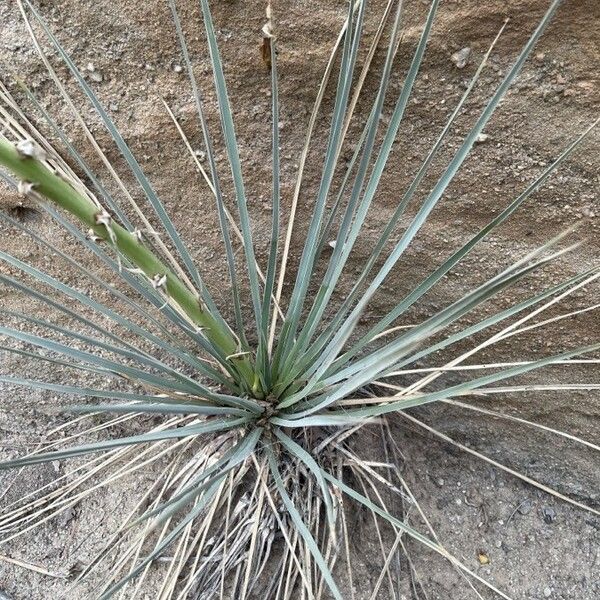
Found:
<box><xmin>475</xmin><ymin>133</ymin><xmax>490</xmax><ymax>143</ymax></box>
<box><xmin>465</xmin><ymin>489</ymin><xmax>483</xmax><ymax>508</ymax></box>
<box><xmin>544</xmin><ymin>587</ymin><xmax>552</xmax><ymax>598</ymax></box>
<box><xmin>581</xmin><ymin>207</ymin><xmax>595</xmax><ymax>218</ymax></box>
<box><xmin>518</xmin><ymin>500</ymin><xmax>532</xmax><ymax>515</ymax></box>
<box><xmin>86</xmin><ymin>62</ymin><xmax>103</xmax><ymax>82</ymax></box>
<box><xmin>451</xmin><ymin>47</ymin><xmax>471</xmax><ymax>69</ymax></box>
<box><xmin>542</xmin><ymin>506</ymin><xmax>556</xmax><ymax>524</ymax></box>
<box><xmin>173</xmin><ymin>64</ymin><xmax>183</xmax><ymax>73</ymax></box>
<box><xmin>58</xmin><ymin>506</ymin><xmax>76</xmax><ymax>527</ymax></box>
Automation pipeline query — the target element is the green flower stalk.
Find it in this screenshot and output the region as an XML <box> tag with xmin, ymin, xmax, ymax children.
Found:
<box><xmin>0</xmin><ymin>137</ymin><xmax>258</xmax><ymax>394</ymax></box>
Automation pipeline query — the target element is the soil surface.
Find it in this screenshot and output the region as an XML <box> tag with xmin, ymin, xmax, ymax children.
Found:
<box><xmin>0</xmin><ymin>0</ymin><xmax>598</xmax><ymax>599</ymax></box>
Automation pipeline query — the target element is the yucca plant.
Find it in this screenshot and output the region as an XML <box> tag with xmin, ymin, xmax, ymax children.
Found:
<box><xmin>0</xmin><ymin>0</ymin><xmax>598</xmax><ymax>597</ymax></box>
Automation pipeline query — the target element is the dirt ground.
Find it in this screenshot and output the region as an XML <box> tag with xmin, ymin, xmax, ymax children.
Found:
<box><xmin>0</xmin><ymin>0</ymin><xmax>598</xmax><ymax>598</ymax></box>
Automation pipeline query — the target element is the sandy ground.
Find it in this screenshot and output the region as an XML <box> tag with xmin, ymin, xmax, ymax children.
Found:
<box><xmin>0</xmin><ymin>0</ymin><xmax>598</xmax><ymax>598</ymax></box>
